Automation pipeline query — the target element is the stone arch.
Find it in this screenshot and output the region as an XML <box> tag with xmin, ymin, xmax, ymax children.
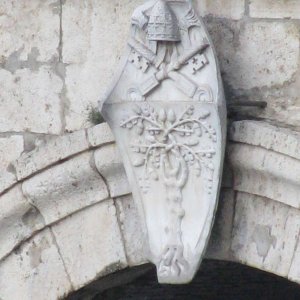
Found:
<box><xmin>67</xmin><ymin>259</ymin><xmax>300</xmax><ymax>299</ymax></box>
<box><xmin>0</xmin><ymin>120</ymin><xmax>299</xmax><ymax>299</ymax></box>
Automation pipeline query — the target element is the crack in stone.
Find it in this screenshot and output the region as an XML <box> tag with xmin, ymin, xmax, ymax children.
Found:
<box><xmin>89</xmin><ymin>150</ymin><xmax>112</xmax><ymax>198</ymax></box>
<box><xmin>0</xmin><ymin>135</ymin><xmax>115</xmax><ymax>198</ymax></box>
<box><xmin>244</xmin><ymin>0</ymin><xmax>250</xmax><ymax>17</ymax></box>
<box><xmin>49</xmin><ymin>227</ymin><xmax>75</xmax><ymax>291</ymax></box>
<box><xmin>0</xmin><ymin>198</ymin><xmax>114</xmax><ymax>265</ymax></box>
<box><xmin>113</xmin><ymin>198</ymin><xmax>130</xmax><ymax>266</ymax></box>
<box><xmin>55</xmin><ymin>0</ymin><xmax>69</xmax><ymax>134</ymax></box>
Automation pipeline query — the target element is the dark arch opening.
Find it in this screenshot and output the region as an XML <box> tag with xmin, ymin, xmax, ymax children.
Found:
<box><xmin>67</xmin><ymin>259</ymin><xmax>300</xmax><ymax>300</ymax></box>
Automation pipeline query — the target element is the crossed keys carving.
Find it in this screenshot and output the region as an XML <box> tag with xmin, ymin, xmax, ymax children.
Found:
<box><xmin>128</xmin><ymin>37</ymin><xmax>209</xmax><ymax>98</ymax></box>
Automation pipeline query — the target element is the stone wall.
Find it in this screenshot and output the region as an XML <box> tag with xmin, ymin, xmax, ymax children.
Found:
<box><xmin>1</xmin><ymin>119</ymin><xmax>300</xmax><ymax>299</ymax></box>
<box><xmin>1</xmin><ymin>0</ymin><xmax>300</xmax><ymax>174</ymax></box>
<box><xmin>1</xmin><ymin>1</ymin><xmax>300</xmax><ymax>298</ymax></box>
<box><xmin>202</xmin><ymin>0</ymin><xmax>300</xmax><ymax>128</ymax></box>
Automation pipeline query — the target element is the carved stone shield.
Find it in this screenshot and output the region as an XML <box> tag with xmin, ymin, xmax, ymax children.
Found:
<box><xmin>100</xmin><ymin>0</ymin><xmax>226</xmax><ymax>284</ymax></box>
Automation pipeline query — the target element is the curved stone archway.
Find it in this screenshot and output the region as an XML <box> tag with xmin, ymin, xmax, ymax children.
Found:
<box><xmin>0</xmin><ymin>120</ymin><xmax>300</xmax><ymax>299</ymax></box>
<box><xmin>68</xmin><ymin>260</ymin><xmax>300</xmax><ymax>300</ymax></box>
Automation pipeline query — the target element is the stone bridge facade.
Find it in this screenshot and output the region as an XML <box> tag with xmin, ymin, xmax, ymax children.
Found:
<box><xmin>0</xmin><ymin>120</ymin><xmax>300</xmax><ymax>299</ymax></box>
<box><xmin>1</xmin><ymin>0</ymin><xmax>300</xmax><ymax>299</ymax></box>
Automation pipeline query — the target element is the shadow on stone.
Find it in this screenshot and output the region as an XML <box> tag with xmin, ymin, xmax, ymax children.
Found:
<box><xmin>67</xmin><ymin>259</ymin><xmax>300</xmax><ymax>300</ymax></box>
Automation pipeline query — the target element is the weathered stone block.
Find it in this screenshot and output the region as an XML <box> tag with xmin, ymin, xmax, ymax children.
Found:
<box><xmin>207</xmin><ymin>21</ymin><xmax>299</xmax><ymax>90</ymax></box>
<box><xmin>230</xmin><ymin>121</ymin><xmax>300</xmax><ymax>161</ymax></box>
<box><xmin>0</xmin><ymin>0</ymin><xmax>59</xmax><ymax>62</ymax></box>
<box><xmin>0</xmin><ymin>135</ymin><xmax>24</xmax><ymax>168</ymax></box>
<box><xmin>22</xmin><ymin>152</ymin><xmax>109</xmax><ymax>224</ymax></box>
<box><xmin>94</xmin><ymin>144</ymin><xmax>131</xmax><ymax>198</ymax></box>
<box><xmin>0</xmin><ymin>135</ymin><xmax>23</xmax><ymax>193</ymax></box>
<box><xmin>0</xmin><ymin>229</ymin><xmax>72</xmax><ymax>300</ymax></box>
<box><xmin>51</xmin><ymin>199</ymin><xmax>127</xmax><ymax>289</ymax></box>
<box><xmin>0</xmin><ymin>186</ymin><xmax>45</xmax><ymax>260</ymax></box>
<box><xmin>231</xmin><ymin>193</ymin><xmax>300</xmax><ymax>277</ymax></box>
<box><xmin>228</xmin><ymin>143</ymin><xmax>300</xmax><ymax>209</ymax></box>
<box><xmin>258</xmin><ymin>98</ymin><xmax>300</xmax><ymax>129</ymax></box>
<box><xmin>206</xmin><ymin>189</ymin><xmax>235</xmax><ymax>260</ymax></box>
<box><xmin>87</xmin><ymin>123</ymin><xmax>114</xmax><ymax>147</ymax></box>
<box><xmin>194</xmin><ymin>0</ymin><xmax>245</xmax><ymax>20</ymax></box>
<box><xmin>0</xmin><ymin>172</ymin><xmax>17</xmax><ymax>194</ymax></box>
<box><xmin>62</xmin><ymin>0</ymin><xmax>143</xmax><ymax>131</ymax></box>
<box><xmin>0</xmin><ymin>67</ymin><xmax>63</xmax><ymax>134</ymax></box>
<box><xmin>249</xmin><ymin>0</ymin><xmax>300</xmax><ymax>19</ymax></box>
<box><xmin>14</xmin><ymin>129</ymin><xmax>89</xmax><ymax>180</ymax></box>
<box><xmin>115</xmin><ymin>195</ymin><xmax>147</xmax><ymax>266</ymax></box>
<box><xmin>289</xmin><ymin>237</ymin><xmax>300</xmax><ymax>284</ymax></box>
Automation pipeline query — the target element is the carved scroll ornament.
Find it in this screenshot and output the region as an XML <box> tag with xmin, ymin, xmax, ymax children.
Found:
<box><xmin>100</xmin><ymin>0</ymin><xmax>226</xmax><ymax>284</ymax></box>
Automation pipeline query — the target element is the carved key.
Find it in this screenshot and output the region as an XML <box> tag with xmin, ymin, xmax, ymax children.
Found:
<box><xmin>187</xmin><ymin>53</ymin><xmax>209</xmax><ymax>74</ymax></box>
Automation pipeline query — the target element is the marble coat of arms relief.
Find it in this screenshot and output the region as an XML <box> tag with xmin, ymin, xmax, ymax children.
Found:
<box><xmin>100</xmin><ymin>0</ymin><xmax>226</xmax><ymax>284</ymax></box>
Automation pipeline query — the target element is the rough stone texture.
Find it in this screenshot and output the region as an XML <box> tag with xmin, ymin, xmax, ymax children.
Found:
<box><xmin>0</xmin><ymin>186</ymin><xmax>44</xmax><ymax>260</ymax></box>
<box><xmin>228</xmin><ymin>121</ymin><xmax>300</xmax><ymax>209</ymax></box>
<box><xmin>0</xmin><ymin>0</ymin><xmax>59</xmax><ymax>62</ymax></box>
<box><xmin>194</xmin><ymin>0</ymin><xmax>245</xmax><ymax>20</ymax></box>
<box><xmin>63</xmin><ymin>0</ymin><xmax>143</xmax><ymax>131</ymax></box>
<box><xmin>0</xmin><ymin>0</ymin><xmax>299</xmax><ymax>133</ymax></box>
<box><xmin>0</xmin><ymin>135</ymin><xmax>23</xmax><ymax>193</ymax></box>
<box><xmin>0</xmin><ymin>120</ymin><xmax>300</xmax><ymax>296</ymax></box>
<box><xmin>115</xmin><ymin>195</ymin><xmax>147</xmax><ymax>266</ymax></box>
<box><xmin>51</xmin><ymin>199</ymin><xmax>127</xmax><ymax>290</ymax></box>
<box><xmin>228</xmin><ymin>143</ymin><xmax>300</xmax><ymax>209</ymax></box>
<box><xmin>0</xmin><ymin>67</ymin><xmax>63</xmax><ymax>134</ymax></box>
<box><xmin>0</xmin><ymin>135</ymin><xmax>24</xmax><ymax>168</ymax></box>
<box><xmin>14</xmin><ymin>129</ymin><xmax>89</xmax><ymax>180</ymax></box>
<box><xmin>0</xmin><ymin>228</ymin><xmax>72</xmax><ymax>300</ymax></box>
<box><xmin>249</xmin><ymin>0</ymin><xmax>300</xmax><ymax>19</ymax></box>
<box><xmin>87</xmin><ymin>123</ymin><xmax>115</xmax><ymax>147</ymax></box>
<box><xmin>289</xmin><ymin>235</ymin><xmax>300</xmax><ymax>284</ymax></box>
<box><xmin>229</xmin><ymin>121</ymin><xmax>300</xmax><ymax>160</ymax></box>
<box><xmin>1</xmin><ymin>0</ymin><xmax>300</xmax><ymax>296</ymax></box>
<box><xmin>22</xmin><ymin>152</ymin><xmax>109</xmax><ymax>224</ymax></box>
<box><xmin>0</xmin><ymin>171</ymin><xmax>17</xmax><ymax>195</ymax></box>
<box><xmin>260</xmin><ymin>98</ymin><xmax>300</xmax><ymax>131</ymax></box>
<box><xmin>206</xmin><ymin>18</ymin><xmax>300</xmax><ymax>128</ymax></box>
<box><xmin>94</xmin><ymin>144</ymin><xmax>130</xmax><ymax>198</ymax></box>
<box><xmin>231</xmin><ymin>193</ymin><xmax>300</xmax><ymax>278</ymax></box>
<box><xmin>208</xmin><ymin>21</ymin><xmax>300</xmax><ymax>91</ymax></box>
<box><xmin>206</xmin><ymin>188</ymin><xmax>235</xmax><ymax>260</ymax></box>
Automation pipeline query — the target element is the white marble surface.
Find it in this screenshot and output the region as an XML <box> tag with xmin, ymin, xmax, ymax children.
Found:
<box><xmin>102</xmin><ymin>0</ymin><xmax>226</xmax><ymax>284</ymax></box>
